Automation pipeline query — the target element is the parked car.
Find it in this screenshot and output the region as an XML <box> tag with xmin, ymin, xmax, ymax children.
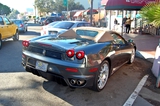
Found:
<box><xmin>43</xmin><ymin>16</ymin><xmax>62</xmax><ymax>25</ymax></box>
<box><xmin>22</xmin><ymin>27</ymin><xmax>136</xmax><ymax>92</ymax></box>
<box><xmin>41</xmin><ymin>21</ymin><xmax>90</xmax><ymax>36</ymax></box>
<box><xmin>11</xmin><ymin>19</ymin><xmax>28</xmax><ymax>33</ymax></box>
<box><xmin>0</xmin><ymin>15</ymin><xmax>19</xmax><ymax>49</ymax></box>
<box><xmin>38</xmin><ymin>17</ymin><xmax>46</xmax><ymax>25</ymax></box>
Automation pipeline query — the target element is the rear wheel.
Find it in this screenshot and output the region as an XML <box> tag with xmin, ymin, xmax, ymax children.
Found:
<box><xmin>93</xmin><ymin>60</ymin><xmax>110</xmax><ymax>92</ymax></box>
<box><xmin>13</xmin><ymin>31</ymin><xmax>19</xmax><ymax>41</ymax></box>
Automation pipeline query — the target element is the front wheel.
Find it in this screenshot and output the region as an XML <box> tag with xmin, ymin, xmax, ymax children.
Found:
<box><xmin>0</xmin><ymin>37</ymin><xmax>2</xmax><ymax>49</ymax></box>
<box><xmin>13</xmin><ymin>31</ymin><xmax>19</xmax><ymax>41</ymax></box>
<box><xmin>93</xmin><ymin>60</ymin><xmax>110</xmax><ymax>92</ymax></box>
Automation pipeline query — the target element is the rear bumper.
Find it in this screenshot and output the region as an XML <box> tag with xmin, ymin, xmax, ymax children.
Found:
<box><xmin>18</xmin><ymin>27</ymin><xmax>25</xmax><ymax>32</ymax></box>
<box><xmin>22</xmin><ymin>52</ymin><xmax>99</xmax><ymax>88</ymax></box>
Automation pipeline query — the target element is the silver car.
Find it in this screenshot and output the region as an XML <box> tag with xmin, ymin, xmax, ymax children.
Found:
<box><xmin>41</xmin><ymin>21</ymin><xmax>90</xmax><ymax>36</ymax></box>
<box><xmin>11</xmin><ymin>19</ymin><xmax>28</xmax><ymax>33</ymax></box>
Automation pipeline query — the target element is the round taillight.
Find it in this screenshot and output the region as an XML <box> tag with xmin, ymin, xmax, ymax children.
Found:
<box><xmin>22</xmin><ymin>40</ymin><xmax>29</xmax><ymax>47</ymax></box>
<box><xmin>76</xmin><ymin>51</ymin><xmax>85</xmax><ymax>60</ymax></box>
<box><xmin>66</xmin><ymin>49</ymin><xmax>75</xmax><ymax>58</ymax></box>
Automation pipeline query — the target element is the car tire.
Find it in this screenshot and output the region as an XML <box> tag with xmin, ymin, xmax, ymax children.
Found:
<box><xmin>13</xmin><ymin>31</ymin><xmax>19</xmax><ymax>41</ymax></box>
<box><xmin>92</xmin><ymin>60</ymin><xmax>110</xmax><ymax>92</ymax></box>
<box><xmin>128</xmin><ymin>48</ymin><xmax>135</xmax><ymax>64</ymax></box>
<box><xmin>0</xmin><ymin>37</ymin><xmax>2</xmax><ymax>50</ymax></box>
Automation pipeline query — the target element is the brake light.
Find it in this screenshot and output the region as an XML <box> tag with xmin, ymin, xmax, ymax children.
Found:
<box><xmin>22</xmin><ymin>40</ymin><xmax>29</xmax><ymax>47</ymax></box>
<box><xmin>76</xmin><ymin>51</ymin><xmax>85</xmax><ymax>60</ymax></box>
<box><xmin>66</xmin><ymin>68</ymin><xmax>78</xmax><ymax>72</ymax></box>
<box><xmin>66</xmin><ymin>49</ymin><xmax>74</xmax><ymax>58</ymax></box>
<box><xmin>44</xmin><ymin>30</ymin><xmax>46</xmax><ymax>35</ymax></box>
<box><xmin>41</xmin><ymin>27</ymin><xmax>43</xmax><ymax>30</ymax></box>
<box><xmin>20</xmin><ymin>24</ymin><xmax>24</xmax><ymax>27</ymax></box>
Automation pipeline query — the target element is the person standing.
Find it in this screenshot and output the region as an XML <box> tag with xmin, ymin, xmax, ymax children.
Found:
<box><xmin>122</xmin><ymin>16</ymin><xmax>127</xmax><ymax>32</ymax></box>
<box><xmin>113</xmin><ymin>18</ymin><xmax>118</xmax><ymax>30</ymax></box>
<box><xmin>125</xmin><ymin>17</ymin><xmax>133</xmax><ymax>34</ymax></box>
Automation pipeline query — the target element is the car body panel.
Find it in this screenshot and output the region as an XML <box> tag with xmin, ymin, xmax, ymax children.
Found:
<box><xmin>0</xmin><ymin>16</ymin><xmax>18</xmax><ymax>40</ymax></box>
<box><xmin>22</xmin><ymin>27</ymin><xmax>136</xmax><ymax>89</ymax></box>
<box><xmin>11</xmin><ymin>19</ymin><xmax>28</xmax><ymax>32</ymax></box>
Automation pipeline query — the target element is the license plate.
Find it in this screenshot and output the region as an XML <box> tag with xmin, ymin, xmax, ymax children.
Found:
<box><xmin>36</xmin><ymin>61</ymin><xmax>48</xmax><ymax>72</ymax></box>
<box><xmin>50</xmin><ymin>32</ymin><xmax>57</xmax><ymax>35</ymax></box>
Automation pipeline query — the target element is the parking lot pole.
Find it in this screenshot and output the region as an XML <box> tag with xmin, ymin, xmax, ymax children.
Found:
<box><xmin>156</xmin><ymin>62</ymin><xmax>160</xmax><ymax>88</ymax></box>
<box><xmin>90</xmin><ymin>0</ymin><xmax>93</xmax><ymax>26</ymax></box>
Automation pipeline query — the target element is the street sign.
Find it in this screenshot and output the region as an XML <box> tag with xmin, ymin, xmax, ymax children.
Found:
<box><xmin>63</xmin><ymin>0</ymin><xmax>68</xmax><ymax>7</ymax></box>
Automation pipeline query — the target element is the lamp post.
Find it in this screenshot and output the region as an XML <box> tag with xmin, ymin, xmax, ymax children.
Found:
<box><xmin>90</xmin><ymin>0</ymin><xmax>93</xmax><ymax>26</ymax></box>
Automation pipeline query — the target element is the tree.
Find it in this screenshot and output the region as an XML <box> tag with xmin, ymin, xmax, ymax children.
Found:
<box><xmin>54</xmin><ymin>0</ymin><xmax>85</xmax><ymax>13</ymax></box>
<box><xmin>34</xmin><ymin>0</ymin><xmax>55</xmax><ymax>14</ymax></box>
<box><xmin>0</xmin><ymin>3</ymin><xmax>11</xmax><ymax>15</ymax></box>
<box><xmin>7</xmin><ymin>9</ymin><xmax>20</xmax><ymax>19</ymax></box>
<box><xmin>140</xmin><ymin>1</ymin><xmax>160</xmax><ymax>27</ymax></box>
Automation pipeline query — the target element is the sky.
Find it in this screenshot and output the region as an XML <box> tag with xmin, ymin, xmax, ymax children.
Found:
<box><xmin>0</xmin><ymin>0</ymin><xmax>34</xmax><ymax>13</ymax></box>
<box><xmin>0</xmin><ymin>0</ymin><xmax>100</xmax><ymax>13</ymax></box>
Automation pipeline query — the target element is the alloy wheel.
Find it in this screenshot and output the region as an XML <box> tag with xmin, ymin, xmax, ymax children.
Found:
<box><xmin>97</xmin><ymin>62</ymin><xmax>109</xmax><ymax>89</ymax></box>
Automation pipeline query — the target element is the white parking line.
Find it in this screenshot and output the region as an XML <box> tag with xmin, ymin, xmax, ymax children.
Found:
<box><xmin>123</xmin><ymin>75</ymin><xmax>149</xmax><ymax>106</ymax></box>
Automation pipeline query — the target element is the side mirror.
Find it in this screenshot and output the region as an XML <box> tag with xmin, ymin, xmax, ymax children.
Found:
<box><xmin>128</xmin><ymin>39</ymin><xmax>134</xmax><ymax>43</ymax></box>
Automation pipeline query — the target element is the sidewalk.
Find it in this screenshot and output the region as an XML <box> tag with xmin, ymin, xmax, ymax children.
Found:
<box><xmin>123</xmin><ymin>33</ymin><xmax>160</xmax><ymax>106</ymax></box>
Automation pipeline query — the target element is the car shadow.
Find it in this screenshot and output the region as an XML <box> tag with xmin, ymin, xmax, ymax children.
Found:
<box><xmin>19</xmin><ymin>31</ymin><xmax>40</xmax><ymax>36</ymax></box>
<box><xmin>42</xmin><ymin>58</ymin><xmax>153</xmax><ymax>106</ymax></box>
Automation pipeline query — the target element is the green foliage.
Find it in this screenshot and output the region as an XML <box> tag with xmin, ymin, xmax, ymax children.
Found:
<box><xmin>34</xmin><ymin>0</ymin><xmax>84</xmax><ymax>14</ymax></box>
<box><xmin>140</xmin><ymin>1</ymin><xmax>160</xmax><ymax>27</ymax></box>
<box><xmin>33</xmin><ymin>16</ymin><xmax>36</xmax><ymax>19</ymax></box>
<box><xmin>7</xmin><ymin>9</ymin><xmax>20</xmax><ymax>19</ymax></box>
<box><xmin>0</xmin><ymin>3</ymin><xmax>11</xmax><ymax>15</ymax></box>
<box><xmin>54</xmin><ymin>0</ymin><xmax>84</xmax><ymax>13</ymax></box>
<box><xmin>35</xmin><ymin>0</ymin><xmax>55</xmax><ymax>13</ymax></box>
<box><xmin>28</xmin><ymin>16</ymin><xmax>32</xmax><ymax>18</ymax></box>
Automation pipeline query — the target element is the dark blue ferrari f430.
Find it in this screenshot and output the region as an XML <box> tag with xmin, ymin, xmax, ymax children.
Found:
<box><xmin>22</xmin><ymin>27</ymin><xmax>136</xmax><ymax>92</ymax></box>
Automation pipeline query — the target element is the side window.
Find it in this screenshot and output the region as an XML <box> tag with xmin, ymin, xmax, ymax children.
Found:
<box><xmin>3</xmin><ymin>17</ymin><xmax>11</xmax><ymax>25</ymax></box>
<box><xmin>0</xmin><ymin>17</ymin><xmax>4</xmax><ymax>25</ymax></box>
<box><xmin>84</xmin><ymin>23</ymin><xmax>90</xmax><ymax>26</ymax></box>
<box><xmin>77</xmin><ymin>23</ymin><xmax>83</xmax><ymax>27</ymax></box>
<box><xmin>111</xmin><ymin>33</ymin><xmax>125</xmax><ymax>45</ymax></box>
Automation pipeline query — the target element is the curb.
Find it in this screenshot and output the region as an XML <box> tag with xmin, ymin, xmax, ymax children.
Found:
<box><xmin>136</xmin><ymin>51</ymin><xmax>154</xmax><ymax>63</ymax></box>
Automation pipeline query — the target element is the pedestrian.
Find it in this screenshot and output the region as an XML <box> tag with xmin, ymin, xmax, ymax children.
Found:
<box><xmin>122</xmin><ymin>16</ymin><xmax>127</xmax><ymax>32</ymax></box>
<box><xmin>125</xmin><ymin>17</ymin><xmax>133</xmax><ymax>34</ymax></box>
<box><xmin>113</xmin><ymin>18</ymin><xmax>118</xmax><ymax>30</ymax></box>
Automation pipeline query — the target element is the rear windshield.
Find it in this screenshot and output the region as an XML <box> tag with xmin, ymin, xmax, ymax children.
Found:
<box><xmin>76</xmin><ymin>30</ymin><xmax>98</xmax><ymax>37</ymax></box>
<box><xmin>52</xmin><ymin>22</ymin><xmax>74</xmax><ymax>29</ymax></box>
<box><xmin>12</xmin><ymin>20</ymin><xmax>22</xmax><ymax>24</ymax></box>
<box><xmin>48</xmin><ymin>21</ymin><xmax>60</xmax><ymax>26</ymax></box>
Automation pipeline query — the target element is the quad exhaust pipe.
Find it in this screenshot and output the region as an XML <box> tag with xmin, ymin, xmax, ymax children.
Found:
<box><xmin>77</xmin><ymin>80</ymin><xmax>85</xmax><ymax>85</ymax></box>
<box><xmin>70</xmin><ymin>79</ymin><xmax>76</xmax><ymax>85</ymax></box>
<box><xmin>70</xmin><ymin>79</ymin><xmax>85</xmax><ymax>86</ymax></box>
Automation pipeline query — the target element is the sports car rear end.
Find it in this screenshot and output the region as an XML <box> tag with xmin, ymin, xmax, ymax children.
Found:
<box><xmin>22</xmin><ymin>36</ymin><xmax>101</xmax><ymax>88</ymax></box>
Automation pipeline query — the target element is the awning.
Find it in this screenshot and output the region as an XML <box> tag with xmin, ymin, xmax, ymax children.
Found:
<box><xmin>101</xmin><ymin>0</ymin><xmax>156</xmax><ymax>10</ymax></box>
<box><xmin>73</xmin><ymin>11</ymin><xmax>83</xmax><ymax>17</ymax></box>
<box><xmin>83</xmin><ymin>9</ymin><xmax>98</xmax><ymax>15</ymax></box>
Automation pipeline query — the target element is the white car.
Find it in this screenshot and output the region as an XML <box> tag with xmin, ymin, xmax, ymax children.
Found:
<box><xmin>40</xmin><ymin>21</ymin><xmax>90</xmax><ymax>36</ymax></box>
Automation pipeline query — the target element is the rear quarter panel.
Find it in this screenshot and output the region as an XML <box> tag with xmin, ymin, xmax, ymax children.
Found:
<box><xmin>75</xmin><ymin>42</ymin><xmax>112</xmax><ymax>67</ymax></box>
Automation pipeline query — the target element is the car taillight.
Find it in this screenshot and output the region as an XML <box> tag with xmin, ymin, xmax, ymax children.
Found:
<box><xmin>22</xmin><ymin>40</ymin><xmax>29</xmax><ymax>47</ymax></box>
<box><xmin>76</xmin><ymin>51</ymin><xmax>85</xmax><ymax>60</ymax></box>
<box><xmin>44</xmin><ymin>30</ymin><xmax>46</xmax><ymax>35</ymax></box>
<box><xmin>20</xmin><ymin>24</ymin><xmax>24</xmax><ymax>27</ymax></box>
<box><xmin>66</xmin><ymin>49</ymin><xmax>74</xmax><ymax>58</ymax></box>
